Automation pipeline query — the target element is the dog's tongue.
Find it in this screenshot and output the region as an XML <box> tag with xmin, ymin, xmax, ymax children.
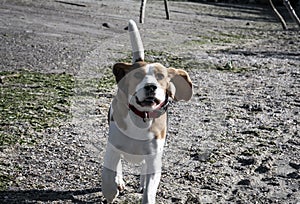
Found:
<box><xmin>141</xmin><ymin>97</ymin><xmax>158</xmax><ymax>107</ymax></box>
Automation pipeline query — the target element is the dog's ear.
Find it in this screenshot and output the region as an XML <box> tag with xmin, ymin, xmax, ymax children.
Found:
<box><xmin>113</xmin><ymin>63</ymin><xmax>133</xmax><ymax>83</ymax></box>
<box><xmin>168</xmin><ymin>68</ymin><xmax>193</xmax><ymax>101</ymax></box>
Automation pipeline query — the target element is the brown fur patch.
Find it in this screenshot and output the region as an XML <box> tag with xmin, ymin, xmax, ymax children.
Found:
<box><xmin>150</xmin><ymin>113</ymin><xmax>167</xmax><ymax>139</ymax></box>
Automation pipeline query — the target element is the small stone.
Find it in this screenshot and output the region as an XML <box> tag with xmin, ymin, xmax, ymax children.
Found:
<box><xmin>237</xmin><ymin>156</ymin><xmax>255</xmax><ymax>166</ymax></box>
<box><xmin>261</xmin><ymin>177</ymin><xmax>279</xmax><ymax>186</ymax></box>
<box><xmin>237</xmin><ymin>179</ymin><xmax>251</xmax><ymax>186</ymax></box>
<box><xmin>289</xmin><ymin>162</ymin><xmax>300</xmax><ymax>170</ymax></box>
<box><xmin>186</xmin><ymin>193</ymin><xmax>200</xmax><ymax>203</ymax></box>
<box><xmin>183</xmin><ymin>171</ymin><xmax>196</xmax><ymax>181</ymax></box>
<box><xmin>190</xmin><ymin>151</ymin><xmax>211</xmax><ymax>162</ymax></box>
<box><xmin>287</xmin><ymin>172</ymin><xmax>300</xmax><ymax>179</ymax></box>
<box><xmin>255</xmin><ymin>165</ymin><xmax>270</xmax><ymax>174</ymax></box>
<box><xmin>102</xmin><ymin>23</ymin><xmax>110</xmax><ymax>28</ymax></box>
<box><xmin>223</xmin><ymin>61</ymin><xmax>233</xmax><ymax>70</ymax></box>
<box><xmin>241</xmin><ymin>103</ymin><xmax>263</xmax><ymax>112</ymax></box>
<box><xmin>171</xmin><ymin>197</ymin><xmax>181</xmax><ymax>202</ymax></box>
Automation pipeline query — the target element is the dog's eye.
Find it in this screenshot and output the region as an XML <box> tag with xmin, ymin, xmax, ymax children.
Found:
<box><xmin>134</xmin><ymin>72</ymin><xmax>144</xmax><ymax>79</ymax></box>
<box><xmin>156</xmin><ymin>73</ymin><xmax>165</xmax><ymax>80</ymax></box>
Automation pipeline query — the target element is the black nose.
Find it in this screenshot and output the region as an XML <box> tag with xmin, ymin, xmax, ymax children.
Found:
<box><xmin>144</xmin><ymin>84</ymin><xmax>157</xmax><ymax>92</ymax></box>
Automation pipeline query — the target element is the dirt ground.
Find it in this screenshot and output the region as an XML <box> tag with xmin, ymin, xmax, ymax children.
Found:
<box><xmin>0</xmin><ymin>0</ymin><xmax>299</xmax><ymax>203</ymax></box>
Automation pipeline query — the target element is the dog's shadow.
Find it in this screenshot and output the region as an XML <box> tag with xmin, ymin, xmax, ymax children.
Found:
<box><xmin>0</xmin><ymin>188</ymin><xmax>104</xmax><ymax>204</ymax></box>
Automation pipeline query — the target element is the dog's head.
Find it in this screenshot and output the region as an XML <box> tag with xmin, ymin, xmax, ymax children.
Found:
<box><xmin>113</xmin><ymin>61</ymin><xmax>193</xmax><ymax>113</ymax></box>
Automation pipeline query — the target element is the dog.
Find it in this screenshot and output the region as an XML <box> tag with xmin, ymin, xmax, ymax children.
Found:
<box><xmin>102</xmin><ymin>20</ymin><xmax>193</xmax><ymax>204</ymax></box>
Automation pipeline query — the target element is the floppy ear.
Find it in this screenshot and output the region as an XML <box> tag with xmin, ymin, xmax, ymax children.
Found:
<box><xmin>168</xmin><ymin>68</ymin><xmax>193</xmax><ymax>101</ymax></box>
<box><xmin>113</xmin><ymin>63</ymin><xmax>133</xmax><ymax>83</ymax></box>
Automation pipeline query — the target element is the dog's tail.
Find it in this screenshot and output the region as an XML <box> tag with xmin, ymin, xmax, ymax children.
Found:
<box><xmin>128</xmin><ymin>20</ymin><xmax>144</xmax><ymax>63</ymax></box>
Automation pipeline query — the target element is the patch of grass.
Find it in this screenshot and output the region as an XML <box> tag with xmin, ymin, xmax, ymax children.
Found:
<box><xmin>216</xmin><ymin>32</ymin><xmax>246</xmax><ymax>43</ymax></box>
<box><xmin>189</xmin><ymin>31</ymin><xmax>247</xmax><ymax>46</ymax></box>
<box><xmin>98</xmin><ymin>68</ymin><xmax>115</xmax><ymax>93</ymax></box>
<box><xmin>145</xmin><ymin>50</ymin><xmax>221</xmax><ymax>70</ymax></box>
<box><xmin>0</xmin><ymin>70</ymin><xmax>74</xmax><ymax>190</ymax></box>
<box><xmin>115</xmin><ymin>50</ymin><xmax>201</xmax><ymax>70</ymax></box>
<box><xmin>0</xmin><ymin>71</ymin><xmax>74</xmax><ymax>147</ymax></box>
<box><xmin>216</xmin><ymin>61</ymin><xmax>250</xmax><ymax>73</ymax></box>
<box><xmin>115</xmin><ymin>49</ymin><xmax>253</xmax><ymax>73</ymax></box>
<box><xmin>145</xmin><ymin>50</ymin><xmax>190</xmax><ymax>69</ymax></box>
<box><xmin>0</xmin><ymin>173</ymin><xmax>13</xmax><ymax>191</ymax></box>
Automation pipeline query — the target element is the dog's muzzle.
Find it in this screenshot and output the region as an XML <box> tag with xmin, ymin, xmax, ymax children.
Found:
<box><xmin>129</xmin><ymin>94</ymin><xmax>169</xmax><ymax>121</ymax></box>
<box><xmin>136</xmin><ymin>84</ymin><xmax>161</xmax><ymax>107</ymax></box>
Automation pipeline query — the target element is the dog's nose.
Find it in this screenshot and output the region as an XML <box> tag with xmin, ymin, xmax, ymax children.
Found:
<box><xmin>144</xmin><ymin>84</ymin><xmax>157</xmax><ymax>92</ymax></box>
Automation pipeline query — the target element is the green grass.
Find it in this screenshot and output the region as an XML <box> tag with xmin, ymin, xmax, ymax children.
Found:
<box><xmin>98</xmin><ymin>68</ymin><xmax>115</xmax><ymax>93</ymax></box>
<box><xmin>0</xmin><ymin>71</ymin><xmax>74</xmax><ymax>147</ymax></box>
<box><xmin>189</xmin><ymin>31</ymin><xmax>247</xmax><ymax>46</ymax></box>
<box><xmin>0</xmin><ymin>173</ymin><xmax>13</xmax><ymax>191</ymax></box>
<box><xmin>115</xmin><ymin>50</ymin><xmax>200</xmax><ymax>70</ymax></box>
<box><xmin>145</xmin><ymin>50</ymin><xmax>191</xmax><ymax>69</ymax></box>
<box><xmin>0</xmin><ymin>71</ymin><xmax>74</xmax><ymax>190</ymax></box>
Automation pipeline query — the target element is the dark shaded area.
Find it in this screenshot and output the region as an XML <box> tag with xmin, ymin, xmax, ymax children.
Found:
<box><xmin>178</xmin><ymin>0</ymin><xmax>299</xmax><ymax>7</ymax></box>
<box><xmin>0</xmin><ymin>188</ymin><xmax>102</xmax><ymax>204</ymax></box>
<box><xmin>223</xmin><ymin>49</ymin><xmax>300</xmax><ymax>60</ymax></box>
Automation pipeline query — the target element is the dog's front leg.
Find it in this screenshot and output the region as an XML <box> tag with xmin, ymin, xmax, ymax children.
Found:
<box><xmin>102</xmin><ymin>143</ymin><xmax>124</xmax><ymax>203</ymax></box>
<box><xmin>141</xmin><ymin>155</ymin><xmax>163</xmax><ymax>204</ymax></box>
<box><xmin>142</xmin><ymin>172</ymin><xmax>161</xmax><ymax>204</ymax></box>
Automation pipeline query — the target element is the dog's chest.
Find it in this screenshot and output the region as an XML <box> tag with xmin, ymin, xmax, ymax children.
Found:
<box><xmin>108</xmin><ymin>120</ymin><xmax>165</xmax><ymax>156</ymax></box>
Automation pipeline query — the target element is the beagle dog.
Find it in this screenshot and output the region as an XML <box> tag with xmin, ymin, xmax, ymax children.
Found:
<box><xmin>102</xmin><ymin>20</ymin><xmax>193</xmax><ymax>204</ymax></box>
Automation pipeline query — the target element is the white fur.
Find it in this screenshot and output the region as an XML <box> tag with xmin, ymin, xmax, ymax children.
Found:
<box><xmin>132</xmin><ymin>64</ymin><xmax>166</xmax><ymax>112</ymax></box>
<box><xmin>128</xmin><ymin>19</ymin><xmax>144</xmax><ymax>62</ymax></box>
<box><xmin>102</xmin><ymin>119</ymin><xmax>165</xmax><ymax>204</ymax></box>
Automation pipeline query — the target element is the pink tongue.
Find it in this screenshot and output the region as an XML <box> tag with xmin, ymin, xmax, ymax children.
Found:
<box><xmin>141</xmin><ymin>98</ymin><xmax>156</xmax><ymax>107</ymax></box>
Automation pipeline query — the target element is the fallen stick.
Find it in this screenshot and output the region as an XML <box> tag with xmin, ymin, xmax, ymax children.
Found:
<box><xmin>55</xmin><ymin>0</ymin><xmax>86</xmax><ymax>7</ymax></box>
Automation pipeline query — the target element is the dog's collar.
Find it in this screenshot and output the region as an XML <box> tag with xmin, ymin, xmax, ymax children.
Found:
<box><xmin>129</xmin><ymin>95</ymin><xmax>169</xmax><ymax>122</ymax></box>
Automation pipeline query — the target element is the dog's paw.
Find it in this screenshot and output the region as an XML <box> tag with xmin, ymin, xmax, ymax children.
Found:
<box><xmin>138</xmin><ymin>186</ymin><xmax>144</xmax><ymax>193</ymax></box>
<box><xmin>117</xmin><ymin>182</ymin><xmax>125</xmax><ymax>191</ymax></box>
<box><xmin>117</xmin><ymin>176</ymin><xmax>125</xmax><ymax>191</ymax></box>
<box><xmin>138</xmin><ymin>174</ymin><xmax>145</xmax><ymax>193</ymax></box>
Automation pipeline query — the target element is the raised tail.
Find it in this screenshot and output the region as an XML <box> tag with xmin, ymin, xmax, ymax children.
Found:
<box><xmin>128</xmin><ymin>20</ymin><xmax>144</xmax><ymax>63</ymax></box>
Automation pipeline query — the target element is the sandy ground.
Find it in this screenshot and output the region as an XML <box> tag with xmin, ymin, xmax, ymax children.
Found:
<box><xmin>0</xmin><ymin>0</ymin><xmax>299</xmax><ymax>203</ymax></box>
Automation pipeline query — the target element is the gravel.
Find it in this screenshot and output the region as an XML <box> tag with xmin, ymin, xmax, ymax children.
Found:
<box><xmin>0</xmin><ymin>0</ymin><xmax>299</xmax><ymax>203</ymax></box>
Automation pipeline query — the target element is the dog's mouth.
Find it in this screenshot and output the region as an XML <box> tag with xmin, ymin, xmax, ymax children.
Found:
<box><xmin>136</xmin><ymin>96</ymin><xmax>160</xmax><ymax>107</ymax></box>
